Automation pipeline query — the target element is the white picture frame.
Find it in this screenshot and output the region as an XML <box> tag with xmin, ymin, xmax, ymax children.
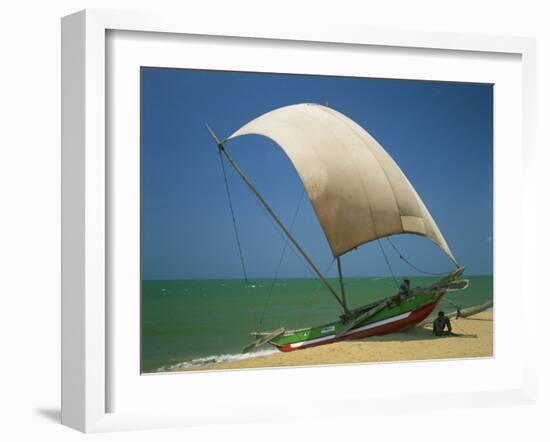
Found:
<box><xmin>61</xmin><ymin>9</ymin><xmax>537</xmax><ymax>433</ymax></box>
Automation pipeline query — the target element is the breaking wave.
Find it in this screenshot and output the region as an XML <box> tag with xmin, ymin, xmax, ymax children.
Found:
<box><xmin>156</xmin><ymin>349</ymin><xmax>278</xmax><ymax>372</ymax></box>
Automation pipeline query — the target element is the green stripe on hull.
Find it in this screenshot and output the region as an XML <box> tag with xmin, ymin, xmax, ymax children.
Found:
<box><xmin>271</xmin><ymin>291</ymin><xmax>440</xmax><ymax>346</ymax></box>
<box><xmin>269</xmin><ymin>268</ymin><xmax>466</xmax><ymax>347</ymax></box>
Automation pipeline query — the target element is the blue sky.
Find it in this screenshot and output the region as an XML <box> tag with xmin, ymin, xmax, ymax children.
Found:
<box><xmin>141</xmin><ymin>68</ymin><xmax>493</xmax><ymax>280</ymax></box>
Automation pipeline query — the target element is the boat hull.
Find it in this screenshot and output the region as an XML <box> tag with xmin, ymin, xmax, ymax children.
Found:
<box><xmin>249</xmin><ymin>267</ymin><xmax>466</xmax><ymax>353</ymax></box>
<box><xmin>273</xmin><ymin>295</ymin><xmax>441</xmax><ymax>352</ymax></box>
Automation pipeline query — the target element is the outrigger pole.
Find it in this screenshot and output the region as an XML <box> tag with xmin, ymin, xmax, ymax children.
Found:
<box><xmin>205</xmin><ymin>124</ymin><xmax>350</xmax><ymax>315</ymax></box>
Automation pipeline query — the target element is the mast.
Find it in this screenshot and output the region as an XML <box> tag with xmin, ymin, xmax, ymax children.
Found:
<box><xmin>206</xmin><ymin>124</ymin><xmax>350</xmax><ymax>315</ymax></box>
<box><xmin>336</xmin><ymin>257</ymin><xmax>347</xmax><ymax>308</ymax></box>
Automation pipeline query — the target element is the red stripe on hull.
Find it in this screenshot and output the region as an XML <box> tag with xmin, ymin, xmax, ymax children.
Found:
<box><xmin>275</xmin><ymin>296</ymin><xmax>441</xmax><ymax>352</ymax></box>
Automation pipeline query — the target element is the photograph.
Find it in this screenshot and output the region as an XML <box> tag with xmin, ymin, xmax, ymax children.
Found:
<box><xmin>140</xmin><ymin>67</ymin><xmax>494</xmax><ymax>374</ymax></box>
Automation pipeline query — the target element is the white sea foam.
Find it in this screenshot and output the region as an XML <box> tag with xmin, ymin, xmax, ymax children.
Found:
<box><xmin>157</xmin><ymin>349</ymin><xmax>278</xmax><ymax>372</ymax></box>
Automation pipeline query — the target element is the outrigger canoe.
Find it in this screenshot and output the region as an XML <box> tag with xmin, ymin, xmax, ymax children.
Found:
<box><xmin>206</xmin><ymin>103</ymin><xmax>469</xmax><ymax>354</ymax></box>
<box><xmin>251</xmin><ymin>268</ymin><xmax>468</xmax><ymax>352</ymax></box>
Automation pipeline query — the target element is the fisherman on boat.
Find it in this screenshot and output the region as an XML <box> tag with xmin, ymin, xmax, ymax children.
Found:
<box><xmin>433</xmin><ymin>311</ymin><xmax>453</xmax><ymax>336</ymax></box>
<box><xmin>398</xmin><ymin>276</ymin><xmax>411</xmax><ymax>298</ymax></box>
<box><xmin>387</xmin><ymin>276</ymin><xmax>412</xmax><ymax>307</ymax></box>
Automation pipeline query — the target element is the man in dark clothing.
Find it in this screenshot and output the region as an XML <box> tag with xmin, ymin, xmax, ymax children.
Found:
<box><xmin>387</xmin><ymin>277</ymin><xmax>412</xmax><ymax>308</ymax></box>
<box><xmin>433</xmin><ymin>311</ymin><xmax>452</xmax><ymax>336</ymax></box>
<box><xmin>398</xmin><ymin>277</ymin><xmax>411</xmax><ymax>298</ymax></box>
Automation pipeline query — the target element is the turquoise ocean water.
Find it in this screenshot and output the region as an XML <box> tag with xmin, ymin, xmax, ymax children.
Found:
<box><xmin>141</xmin><ymin>275</ymin><xmax>493</xmax><ymax>373</ymax></box>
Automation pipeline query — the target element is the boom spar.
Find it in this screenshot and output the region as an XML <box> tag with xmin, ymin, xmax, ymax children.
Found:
<box><xmin>205</xmin><ymin>123</ymin><xmax>350</xmax><ymax>315</ymax></box>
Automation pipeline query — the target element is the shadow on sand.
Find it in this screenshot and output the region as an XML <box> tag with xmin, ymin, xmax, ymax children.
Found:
<box><xmin>359</xmin><ymin>325</ymin><xmax>478</xmax><ymax>342</ymax></box>
<box><xmin>462</xmin><ymin>317</ymin><xmax>493</xmax><ymax>322</ymax></box>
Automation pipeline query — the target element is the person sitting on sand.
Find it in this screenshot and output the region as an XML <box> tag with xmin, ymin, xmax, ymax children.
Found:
<box><xmin>433</xmin><ymin>311</ymin><xmax>452</xmax><ymax>336</ymax></box>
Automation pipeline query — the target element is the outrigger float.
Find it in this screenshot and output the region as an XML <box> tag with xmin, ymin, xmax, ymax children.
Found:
<box><xmin>206</xmin><ymin>103</ymin><xmax>469</xmax><ymax>353</ymax></box>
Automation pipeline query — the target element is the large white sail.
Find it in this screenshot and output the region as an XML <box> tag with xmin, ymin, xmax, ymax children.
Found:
<box><xmin>226</xmin><ymin>103</ymin><xmax>456</xmax><ymax>263</ymax></box>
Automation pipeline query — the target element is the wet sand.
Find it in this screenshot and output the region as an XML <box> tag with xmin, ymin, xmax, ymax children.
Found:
<box><xmin>174</xmin><ymin>311</ymin><xmax>493</xmax><ymax>372</ymax></box>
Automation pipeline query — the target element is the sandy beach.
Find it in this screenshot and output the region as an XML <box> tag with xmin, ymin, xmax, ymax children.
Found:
<box><xmin>174</xmin><ymin>311</ymin><xmax>493</xmax><ymax>372</ymax></box>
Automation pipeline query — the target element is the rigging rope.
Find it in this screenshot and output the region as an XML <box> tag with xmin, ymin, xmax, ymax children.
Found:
<box><xmin>441</xmin><ymin>297</ymin><xmax>460</xmax><ymax>308</ymax></box>
<box><xmin>257</xmin><ymin>190</ymin><xmax>305</xmax><ymax>331</ymax></box>
<box><xmin>248</xmin><ymin>189</ymin><xmax>338</xmax><ymax>330</ymax></box>
<box><xmin>386</xmin><ymin>237</ymin><xmax>452</xmax><ymax>276</ymax></box>
<box><xmin>306</xmin><ymin>258</ymin><xmax>336</xmax><ymax>306</ymax></box>
<box><xmin>441</xmin><ymin>297</ymin><xmax>463</xmax><ymax>317</ymax></box>
<box><xmin>377</xmin><ymin>240</ymin><xmax>399</xmax><ymax>289</ymax></box>
<box><xmin>246</xmin><ymin>182</ymin><xmax>319</xmax><ymax>280</ymax></box>
<box><xmin>218</xmin><ymin>149</ymin><xmax>250</xmax><ymax>284</ymax></box>
<box><xmin>218</xmin><ymin>144</ymin><xmax>345</xmax><ymax>323</ymax></box>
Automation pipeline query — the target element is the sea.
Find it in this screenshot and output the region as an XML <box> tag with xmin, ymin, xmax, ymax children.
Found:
<box><xmin>141</xmin><ymin>275</ymin><xmax>493</xmax><ymax>373</ymax></box>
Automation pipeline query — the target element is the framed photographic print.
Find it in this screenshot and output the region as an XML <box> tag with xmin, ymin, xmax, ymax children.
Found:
<box><xmin>61</xmin><ymin>9</ymin><xmax>537</xmax><ymax>433</ymax></box>
<box><xmin>140</xmin><ymin>68</ymin><xmax>491</xmax><ymax>373</ymax></box>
